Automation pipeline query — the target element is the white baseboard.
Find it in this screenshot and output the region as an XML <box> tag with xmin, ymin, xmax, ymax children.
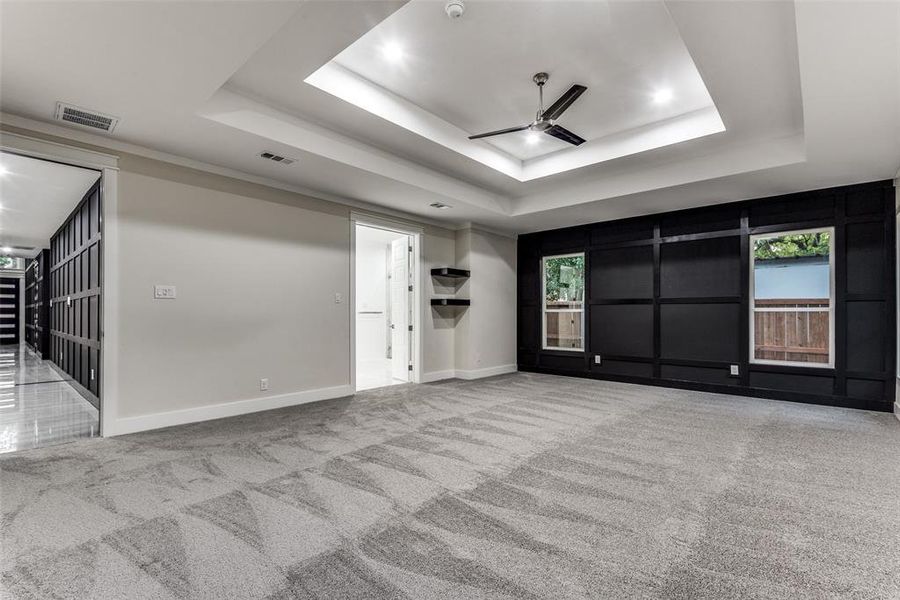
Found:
<box><xmin>455</xmin><ymin>364</ymin><xmax>518</xmax><ymax>380</ymax></box>
<box><xmin>106</xmin><ymin>384</ymin><xmax>353</xmax><ymax>437</ymax></box>
<box><xmin>421</xmin><ymin>365</ymin><xmax>518</xmax><ymax>383</ymax></box>
<box><xmin>421</xmin><ymin>370</ymin><xmax>456</xmax><ymax>383</ymax></box>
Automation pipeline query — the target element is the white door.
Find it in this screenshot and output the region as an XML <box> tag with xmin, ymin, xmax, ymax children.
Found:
<box><xmin>390</xmin><ymin>237</ymin><xmax>410</xmax><ymax>381</ymax></box>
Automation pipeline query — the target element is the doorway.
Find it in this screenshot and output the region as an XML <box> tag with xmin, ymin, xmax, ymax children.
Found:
<box><xmin>0</xmin><ymin>149</ymin><xmax>103</xmax><ymax>452</ymax></box>
<box><xmin>354</xmin><ymin>222</ymin><xmax>419</xmax><ymax>391</ymax></box>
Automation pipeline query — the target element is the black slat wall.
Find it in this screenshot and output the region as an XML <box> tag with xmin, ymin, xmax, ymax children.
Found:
<box><xmin>24</xmin><ymin>249</ymin><xmax>51</xmax><ymax>357</ymax></box>
<box><xmin>50</xmin><ymin>180</ymin><xmax>102</xmax><ymax>409</ymax></box>
<box><xmin>0</xmin><ymin>277</ymin><xmax>20</xmax><ymax>345</ymax></box>
<box><xmin>518</xmin><ymin>180</ymin><xmax>897</xmax><ymax>411</ymax></box>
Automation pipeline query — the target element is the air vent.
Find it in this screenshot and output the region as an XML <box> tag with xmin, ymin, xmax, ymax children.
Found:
<box><xmin>259</xmin><ymin>152</ymin><xmax>296</xmax><ymax>165</ymax></box>
<box><xmin>55</xmin><ymin>102</ymin><xmax>119</xmax><ymax>133</ymax></box>
<box><xmin>429</xmin><ymin>202</ymin><xmax>452</xmax><ymax>210</ymax></box>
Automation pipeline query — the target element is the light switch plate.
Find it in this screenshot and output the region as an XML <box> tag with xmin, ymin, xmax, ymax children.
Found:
<box><xmin>260</xmin><ymin>378</ymin><xmax>269</xmax><ymax>391</ymax></box>
<box><xmin>594</xmin><ymin>355</ymin><xmax>602</xmax><ymax>365</ymax></box>
<box><xmin>334</xmin><ymin>292</ymin><xmax>343</xmax><ymax>304</ymax></box>
<box><xmin>154</xmin><ymin>285</ymin><xmax>177</xmax><ymax>299</ymax></box>
<box><xmin>730</xmin><ymin>364</ymin><xmax>740</xmax><ymax>376</ymax></box>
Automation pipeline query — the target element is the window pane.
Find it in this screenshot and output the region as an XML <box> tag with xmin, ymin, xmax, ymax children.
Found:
<box><xmin>543</xmin><ymin>254</ymin><xmax>584</xmax><ymax>350</ymax></box>
<box><xmin>752</xmin><ymin>231</ymin><xmax>831</xmax><ymax>365</ymax></box>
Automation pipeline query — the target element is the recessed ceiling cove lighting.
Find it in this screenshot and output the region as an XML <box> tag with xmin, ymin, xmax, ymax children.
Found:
<box><xmin>429</xmin><ymin>202</ymin><xmax>452</xmax><ymax>210</ymax></box>
<box><xmin>381</xmin><ymin>41</ymin><xmax>404</xmax><ymax>63</ymax></box>
<box><xmin>653</xmin><ymin>89</ymin><xmax>674</xmax><ymax>104</ymax></box>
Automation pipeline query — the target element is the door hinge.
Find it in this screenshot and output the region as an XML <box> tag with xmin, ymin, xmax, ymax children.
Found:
<box><xmin>408</xmin><ymin>325</ymin><xmax>413</xmax><ymax>331</ymax></box>
<box><xmin>408</xmin><ymin>285</ymin><xmax>413</xmax><ymax>292</ymax></box>
<box><xmin>408</xmin><ymin>364</ymin><xmax>413</xmax><ymax>371</ymax></box>
<box><xmin>408</xmin><ymin>245</ymin><xmax>413</xmax><ymax>253</ymax></box>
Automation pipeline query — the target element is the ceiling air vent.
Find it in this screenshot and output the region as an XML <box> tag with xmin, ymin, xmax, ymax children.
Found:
<box><xmin>429</xmin><ymin>202</ymin><xmax>452</xmax><ymax>210</ymax></box>
<box><xmin>54</xmin><ymin>102</ymin><xmax>119</xmax><ymax>133</ymax></box>
<box><xmin>259</xmin><ymin>152</ymin><xmax>296</xmax><ymax>165</ymax></box>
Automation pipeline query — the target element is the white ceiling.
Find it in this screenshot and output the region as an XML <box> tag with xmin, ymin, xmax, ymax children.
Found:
<box><xmin>1</xmin><ymin>1</ymin><xmax>898</xmax><ymax>235</ymax></box>
<box><xmin>311</xmin><ymin>0</ymin><xmax>719</xmax><ymax>168</ymax></box>
<box><xmin>0</xmin><ymin>152</ymin><xmax>101</xmax><ymax>256</ymax></box>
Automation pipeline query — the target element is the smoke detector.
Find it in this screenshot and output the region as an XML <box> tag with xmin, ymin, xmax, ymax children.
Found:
<box><xmin>54</xmin><ymin>102</ymin><xmax>119</xmax><ymax>133</ymax></box>
<box><xmin>445</xmin><ymin>0</ymin><xmax>465</xmax><ymax>19</ymax></box>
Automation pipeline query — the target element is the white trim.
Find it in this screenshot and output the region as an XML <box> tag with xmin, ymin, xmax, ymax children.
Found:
<box><xmin>421</xmin><ymin>369</ymin><xmax>457</xmax><ymax>383</ymax></box>
<box><xmin>350</xmin><ymin>216</ymin><xmax>423</xmax><ymax>391</ymax></box>
<box><xmin>100</xmin><ymin>167</ymin><xmax>119</xmax><ymax>437</ymax></box>
<box><xmin>541</xmin><ymin>252</ymin><xmax>586</xmax><ymax>353</ymax></box>
<box><xmin>749</xmin><ymin>227</ymin><xmax>835</xmax><ymax>369</ymax></box>
<box><xmin>106</xmin><ymin>385</ymin><xmax>353</xmax><ymax>436</ymax></box>
<box><xmin>455</xmin><ymin>364</ymin><xmax>518</xmax><ymax>380</ymax></box>
<box><xmin>0</xmin><ymin>130</ymin><xmax>118</xmax><ymax>170</ymax></box>
<box><xmin>420</xmin><ymin>365</ymin><xmax>518</xmax><ymax>382</ymax></box>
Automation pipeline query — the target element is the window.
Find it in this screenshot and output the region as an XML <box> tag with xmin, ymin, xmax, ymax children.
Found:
<box><xmin>542</xmin><ymin>253</ymin><xmax>584</xmax><ymax>351</ymax></box>
<box><xmin>750</xmin><ymin>228</ymin><xmax>834</xmax><ymax>367</ymax></box>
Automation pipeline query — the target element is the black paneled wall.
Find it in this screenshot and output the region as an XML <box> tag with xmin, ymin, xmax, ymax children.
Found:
<box><xmin>518</xmin><ymin>180</ymin><xmax>896</xmax><ymax>411</ymax></box>
<box><xmin>24</xmin><ymin>249</ymin><xmax>51</xmax><ymax>357</ymax></box>
<box><xmin>50</xmin><ymin>180</ymin><xmax>102</xmax><ymax>409</ymax></box>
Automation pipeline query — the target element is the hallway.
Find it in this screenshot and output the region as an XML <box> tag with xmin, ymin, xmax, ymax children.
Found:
<box><xmin>0</xmin><ymin>344</ymin><xmax>98</xmax><ymax>453</ymax></box>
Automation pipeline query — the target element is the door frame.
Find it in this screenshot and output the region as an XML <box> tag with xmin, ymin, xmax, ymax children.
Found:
<box><xmin>350</xmin><ymin>212</ymin><xmax>423</xmax><ymax>392</ymax></box>
<box><xmin>0</xmin><ymin>130</ymin><xmax>119</xmax><ymax>436</ymax></box>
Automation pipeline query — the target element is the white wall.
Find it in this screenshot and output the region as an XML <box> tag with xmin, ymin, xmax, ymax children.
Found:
<box><xmin>453</xmin><ymin>227</ymin><xmax>518</xmax><ymax>378</ymax></box>
<box><xmin>116</xmin><ymin>161</ymin><xmax>352</xmax><ymax>421</ymax></box>
<box><xmin>0</xmin><ymin>123</ymin><xmax>518</xmax><ymax>434</ymax></box>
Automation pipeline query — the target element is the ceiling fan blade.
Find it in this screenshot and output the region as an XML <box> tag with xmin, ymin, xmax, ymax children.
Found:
<box><xmin>544</xmin><ymin>124</ymin><xmax>586</xmax><ymax>146</ymax></box>
<box><xmin>468</xmin><ymin>124</ymin><xmax>530</xmax><ymax>140</ymax></box>
<box><xmin>541</xmin><ymin>84</ymin><xmax>587</xmax><ymax>121</ymax></box>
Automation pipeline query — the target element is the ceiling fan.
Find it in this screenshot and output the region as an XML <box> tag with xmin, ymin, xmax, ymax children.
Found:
<box><xmin>468</xmin><ymin>72</ymin><xmax>588</xmax><ymax>146</ymax></box>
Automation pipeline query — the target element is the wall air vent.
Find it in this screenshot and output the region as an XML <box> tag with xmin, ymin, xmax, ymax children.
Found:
<box><xmin>429</xmin><ymin>202</ymin><xmax>452</xmax><ymax>210</ymax></box>
<box><xmin>259</xmin><ymin>152</ymin><xmax>296</xmax><ymax>165</ymax></box>
<box><xmin>54</xmin><ymin>102</ymin><xmax>119</xmax><ymax>133</ymax></box>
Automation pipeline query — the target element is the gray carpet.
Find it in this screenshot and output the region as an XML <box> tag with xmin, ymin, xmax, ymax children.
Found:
<box><xmin>2</xmin><ymin>373</ymin><xmax>899</xmax><ymax>599</ymax></box>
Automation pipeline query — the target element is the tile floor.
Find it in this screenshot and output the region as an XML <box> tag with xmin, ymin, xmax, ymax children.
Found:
<box><xmin>356</xmin><ymin>356</ymin><xmax>406</xmax><ymax>391</ymax></box>
<box><xmin>0</xmin><ymin>344</ymin><xmax>99</xmax><ymax>454</ymax></box>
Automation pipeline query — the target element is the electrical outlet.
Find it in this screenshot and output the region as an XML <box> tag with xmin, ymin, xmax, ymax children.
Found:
<box><xmin>154</xmin><ymin>285</ymin><xmax>177</xmax><ymax>299</ymax></box>
<box><xmin>334</xmin><ymin>292</ymin><xmax>343</xmax><ymax>304</ymax></box>
<box><xmin>260</xmin><ymin>378</ymin><xmax>269</xmax><ymax>391</ymax></box>
<box><xmin>729</xmin><ymin>364</ymin><xmax>740</xmax><ymax>377</ymax></box>
<box><xmin>594</xmin><ymin>355</ymin><xmax>602</xmax><ymax>365</ymax></box>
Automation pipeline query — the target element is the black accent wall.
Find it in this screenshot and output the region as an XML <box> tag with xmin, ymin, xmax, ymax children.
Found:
<box><xmin>50</xmin><ymin>179</ymin><xmax>102</xmax><ymax>409</ymax></box>
<box><xmin>24</xmin><ymin>249</ymin><xmax>51</xmax><ymax>357</ymax></box>
<box><xmin>517</xmin><ymin>180</ymin><xmax>896</xmax><ymax>411</ymax></box>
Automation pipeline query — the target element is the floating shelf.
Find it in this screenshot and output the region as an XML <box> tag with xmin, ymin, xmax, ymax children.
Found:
<box><xmin>431</xmin><ymin>298</ymin><xmax>470</xmax><ymax>306</ymax></box>
<box><xmin>430</xmin><ymin>267</ymin><xmax>470</xmax><ymax>279</ymax></box>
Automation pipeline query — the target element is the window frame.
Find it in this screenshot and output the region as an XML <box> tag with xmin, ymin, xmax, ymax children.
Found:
<box><xmin>541</xmin><ymin>252</ymin><xmax>585</xmax><ymax>353</ymax></box>
<box><xmin>749</xmin><ymin>226</ymin><xmax>835</xmax><ymax>369</ymax></box>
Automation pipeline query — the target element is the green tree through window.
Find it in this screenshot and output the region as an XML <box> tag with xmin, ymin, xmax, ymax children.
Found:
<box><xmin>754</xmin><ymin>232</ymin><xmax>830</xmax><ymax>261</ymax></box>
<box><xmin>544</xmin><ymin>255</ymin><xmax>584</xmax><ymax>303</ymax></box>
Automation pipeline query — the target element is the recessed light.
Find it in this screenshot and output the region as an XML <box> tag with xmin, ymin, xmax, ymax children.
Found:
<box><xmin>526</xmin><ymin>132</ymin><xmax>541</xmax><ymax>145</ymax></box>
<box><xmin>653</xmin><ymin>89</ymin><xmax>673</xmax><ymax>104</ymax></box>
<box><xmin>1</xmin><ymin>247</ymin><xmax>11</xmax><ymax>253</ymax></box>
<box><xmin>0</xmin><ymin>165</ymin><xmax>8</xmax><ymax>177</ymax></box>
<box><xmin>381</xmin><ymin>41</ymin><xmax>404</xmax><ymax>63</ymax></box>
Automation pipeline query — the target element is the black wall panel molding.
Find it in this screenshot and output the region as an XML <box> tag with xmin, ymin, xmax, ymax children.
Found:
<box><xmin>49</xmin><ymin>179</ymin><xmax>102</xmax><ymax>409</ymax></box>
<box><xmin>24</xmin><ymin>249</ymin><xmax>51</xmax><ymax>356</ymax></box>
<box><xmin>517</xmin><ymin>180</ymin><xmax>897</xmax><ymax>412</ymax></box>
